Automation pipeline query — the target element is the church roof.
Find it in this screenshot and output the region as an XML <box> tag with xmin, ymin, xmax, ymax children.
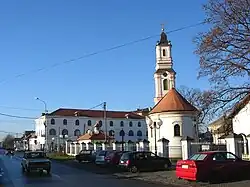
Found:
<box><xmin>150</xmin><ymin>88</ymin><xmax>198</xmax><ymax>114</ymax></box>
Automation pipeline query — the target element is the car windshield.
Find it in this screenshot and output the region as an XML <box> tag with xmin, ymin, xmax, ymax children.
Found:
<box><xmin>26</xmin><ymin>152</ymin><xmax>46</xmax><ymax>159</ymax></box>
<box><xmin>189</xmin><ymin>153</ymin><xmax>208</xmax><ymax>161</ymax></box>
<box><xmin>120</xmin><ymin>152</ymin><xmax>130</xmax><ymax>160</ymax></box>
<box><xmin>98</xmin><ymin>151</ymin><xmax>107</xmax><ymax>156</ymax></box>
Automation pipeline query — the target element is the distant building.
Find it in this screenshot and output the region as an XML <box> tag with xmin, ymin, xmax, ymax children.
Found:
<box><xmin>35</xmin><ymin>108</ymin><xmax>147</xmax><ymax>150</ymax></box>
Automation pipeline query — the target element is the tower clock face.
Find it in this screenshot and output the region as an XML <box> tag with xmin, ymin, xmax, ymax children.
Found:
<box><xmin>163</xmin><ymin>72</ymin><xmax>168</xmax><ymax>77</ymax></box>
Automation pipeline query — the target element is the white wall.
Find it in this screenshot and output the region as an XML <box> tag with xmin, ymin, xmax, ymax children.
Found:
<box><xmin>233</xmin><ymin>101</ymin><xmax>250</xmax><ymax>135</ymax></box>
<box><xmin>35</xmin><ymin>115</ymin><xmax>147</xmax><ymax>145</ymax></box>
<box><xmin>147</xmin><ymin>112</ymin><xmax>196</xmax><ymax>158</ymax></box>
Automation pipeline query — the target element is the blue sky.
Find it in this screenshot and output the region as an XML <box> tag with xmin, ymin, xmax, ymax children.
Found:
<box><xmin>0</xmin><ymin>0</ymin><xmax>210</xmax><ymax>138</ymax></box>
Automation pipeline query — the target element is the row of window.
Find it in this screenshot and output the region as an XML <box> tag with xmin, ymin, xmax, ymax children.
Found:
<box><xmin>50</xmin><ymin>118</ymin><xmax>142</xmax><ymax>127</ymax></box>
<box><xmin>48</xmin><ymin>128</ymin><xmax>144</xmax><ymax>137</ymax></box>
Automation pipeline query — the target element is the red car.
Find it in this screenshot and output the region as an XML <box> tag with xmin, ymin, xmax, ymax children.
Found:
<box><xmin>176</xmin><ymin>151</ymin><xmax>250</xmax><ymax>183</ymax></box>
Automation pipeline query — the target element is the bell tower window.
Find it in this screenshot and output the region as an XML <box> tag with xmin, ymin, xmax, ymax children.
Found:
<box><xmin>163</xmin><ymin>79</ymin><xmax>168</xmax><ymax>90</ymax></box>
<box><xmin>162</xmin><ymin>49</ymin><xmax>166</xmax><ymax>56</ymax></box>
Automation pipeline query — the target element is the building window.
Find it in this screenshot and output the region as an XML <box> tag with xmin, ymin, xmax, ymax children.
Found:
<box><xmin>63</xmin><ymin>119</ymin><xmax>67</xmax><ymax>125</ymax></box>
<box><xmin>99</xmin><ymin>120</ymin><xmax>103</xmax><ymax>127</ymax></box>
<box><xmin>110</xmin><ymin>121</ymin><xmax>113</xmax><ymax>127</ymax></box>
<box><xmin>129</xmin><ymin>121</ymin><xmax>133</xmax><ymax>127</ymax></box>
<box><xmin>62</xmin><ymin>129</ymin><xmax>68</xmax><ymax>135</ymax></box>
<box><xmin>146</xmin><ymin>131</ymin><xmax>148</xmax><ymax>136</ymax></box>
<box><xmin>87</xmin><ymin>120</ymin><xmax>91</xmax><ymax>126</ymax></box>
<box><xmin>163</xmin><ymin>49</ymin><xmax>166</xmax><ymax>56</ymax></box>
<box><xmin>120</xmin><ymin>121</ymin><xmax>124</xmax><ymax>127</ymax></box>
<box><xmin>150</xmin><ymin>128</ymin><xmax>153</xmax><ymax>138</ymax></box>
<box><xmin>137</xmin><ymin>130</ymin><xmax>142</xmax><ymax>137</ymax></box>
<box><xmin>128</xmin><ymin>130</ymin><xmax>134</xmax><ymax>136</ymax></box>
<box><xmin>138</xmin><ymin>122</ymin><xmax>141</xmax><ymax>127</ymax></box>
<box><xmin>174</xmin><ymin>124</ymin><xmax>181</xmax><ymax>136</ymax></box>
<box><xmin>75</xmin><ymin>120</ymin><xmax>80</xmax><ymax>126</ymax></box>
<box><xmin>74</xmin><ymin>129</ymin><xmax>81</xmax><ymax>136</ymax></box>
<box><xmin>51</xmin><ymin>119</ymin><xmax>55</xmax><ymax>125</ymax></box>
<box><xmin>109</xmin><ymin>130</ymin><xmax>115</xmax><ymax>136</ymax></box>
<box><xmin>49</xmin><ymin>129</ymin><xmax>56</xmax><ymax>135</ymax></box>
<box><xmin>119</xmin><ymin>130</ymin><xmax>125</xmax><ymax>136</ymax></box>
<box><xmin>163</xmin><ymin>79</ymin><xmax>168</xmax><ymax>90</ymax></box>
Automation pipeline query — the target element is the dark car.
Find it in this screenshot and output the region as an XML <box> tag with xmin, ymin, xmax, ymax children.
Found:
<box><xmin>0</xmin><ymin>168</ymin><xmax>4</xmax><ymax>184</ymax></box>
<box><xmin>21</xmin><ymin>151</ymin><xmax>51</xmax><ymax>174</ymax></box>
<box><xmin>75</xmin><ymin>150</ymin><xmax>97</xmax><ymax>163</ymax></box>
<box><xmin>105</xmin><ymin>151</ymin><xmax>130</xmax><ymax>166</ymax></box>
<box><xmin>119</xmin><ymin>151</ymin><xmax>172</xmax><ymax>173</ymax></box>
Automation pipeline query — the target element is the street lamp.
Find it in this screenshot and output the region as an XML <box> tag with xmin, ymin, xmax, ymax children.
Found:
<box><xmin>35</xmin><ymin>97</ymin><xmax>48</xmax><ymax>152</ymax></box>
<box><xmin>59</xmin><ymin>134</ymin><xmax>68</xmax><ymax>153</ymax></box>
<box><xmin>150</xmin><ymin>116</ymin><xmax>162</xmax><ymax>155</ymax></box>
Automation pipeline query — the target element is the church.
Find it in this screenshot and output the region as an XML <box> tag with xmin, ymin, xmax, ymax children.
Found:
<box><xmin>146</xmin><ymin>28</ymin><xmax>199</xmax><ymax>158</ymax></box>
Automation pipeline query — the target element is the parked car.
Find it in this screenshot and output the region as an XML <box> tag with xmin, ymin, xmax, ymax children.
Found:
<box><xmin>75</xmin><ymin>150</ymin><xmax>97</xmax><ymax>163</ymax></box>
<box><xmin>21</xmin><ymin>151</ymin><xmax>51</xmax><ymax>174</ymax></box>
<box><xmin>105</xmin><ymin>151</ymin><xmax>130</xmax><ymax>166</ymax></box>
<box><xmin>176</xmin><ymin>151</ymin><xmax>250</xmax><ymax>183</ymax></box>
<box><xmin>119</xmin><ymin>151</ymin><xmax>172</xmax><ymax>173</ymax></box>
<box><xmin>95</xmin><ymin>150</ymin><xmax>114</xmax><ymax>166</ymax></box>
<box><xmin>0</xmin><ymin>168</ymin><xmax>4</xmax><ymax>184</ymax></box>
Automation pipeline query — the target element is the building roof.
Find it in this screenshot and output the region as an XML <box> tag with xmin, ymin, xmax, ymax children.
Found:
<box><xmin>48</xmin><ymin>108</ymin><xmax>144</xmax><ymax>119</ymax></box>
<box><xmin>228</xmin><ymin>92</ymin><xmax>250</xmax><ymax>118</ymax></box>
<box><xmin>77</xmin><ymin>131</ymin><xmax>114</xmax><ymax>141</ymax></box>
<box><xmin>157</xmin><ymin>30</ymin><xmax>169</xmax><ymax>46</ymax></box>
<box><xmin>150</xmin><ymin>88</ymin><xmax>198</xmax><ymax>114</ymax></box>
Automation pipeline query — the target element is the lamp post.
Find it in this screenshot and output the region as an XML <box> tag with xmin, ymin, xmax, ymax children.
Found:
<box><xmin>149</xmin><ymin>116</ymin><xmax>162</xmax><ymax>155</ymax></box>
<box><xmin>35</xmin><ymin>97</ymin><xmax>48</xmax><ymax>152</ymax></box>
<box><xmin>59</xmin><ymin>134</ymin><xmax>68</xmax><ymax>153</ymax></box>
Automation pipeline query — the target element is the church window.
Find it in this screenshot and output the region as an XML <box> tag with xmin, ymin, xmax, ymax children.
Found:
<box><xmin>174</xmin><ymin>124</ymin><xmax>181</xmax><ymax>136</ymax></box>
<box><xmin>163</xmin><ymin>79</ymin><xmax>168</xmax><ymax>90</ymax></box>
<box><xmin>150</xmin><ymin>127</ymin><xmax>153</xmax><ymax>138</ymax></box>
<box><xmin>163</xmin><ymin>49</ymin><xmax>166</xmax><ymax>56</ymax></box>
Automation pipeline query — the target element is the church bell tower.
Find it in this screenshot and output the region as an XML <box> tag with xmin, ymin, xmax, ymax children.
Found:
<box><xmin>154</xmin><ymin>27</ymin><xmax>176</xmax><ymax>105</ymax></box>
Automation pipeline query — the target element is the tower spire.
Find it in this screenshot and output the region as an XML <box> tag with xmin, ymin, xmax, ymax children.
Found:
<box><xmin>161</xmin><ymin>23</ymin><xmax>165</xmax><ymax>32</ymax></box>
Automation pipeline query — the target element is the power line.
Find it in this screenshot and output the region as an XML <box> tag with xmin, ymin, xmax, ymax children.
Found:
<box><xmin>0</xmin><ymin>21</ymin><xmax>206</xmax><ymax>85</ymax></box>
<box><xmin>0</xmin><ymin>105</ymin><xmax>42</xmax><ymax>111</ymax></box>
<box><xmin>0</xmin><ymin>112</ymin><xmax>36</xmax><ymax>119</ymax></box>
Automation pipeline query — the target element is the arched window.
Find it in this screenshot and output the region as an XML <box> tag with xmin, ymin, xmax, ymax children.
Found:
<box><xmin>51</xmin><ymin>119</ymin><xmax>55</xmax><ymax>125</ymax></box>
<box><xmin>128</xmin><ymin>130</ymin><xmax>134</xmax><ymax>136</ymax></box>
<box><xmin>109</xmin><ymin>121</ymin><xmax>113</xmax><ymax>127</ymax></box>
<box><xmin>174</xmin><ymin>124</ymin><xmax>181</xmax><ymax>136</ymax></box>
<box><xmin>87</xmin><ymin>120</ymin><xmax>91</xmax><ymax>126</ymax></box>
<box><xmin>119</xmin><ymin>130</ymin><xmax>125</xmax><ymax>136</ymax></box>
<box><xmin>99</xmin><ymin>120</ymin><xmax>103</xmax><ymax>127</ymax></box>
<box><xmin>120</xmin><ymin>121</ymin><xmax>124</xmax><ymax>127</ymax></box>
<box><xmin>75</xmin><ymin>120</ymin><xmax>80</xmax><ymax>126</ymax></box>
<box><xmin>163</xmin><ymin>79</ymin><xmax>168</xmax><ymax>90</ymax></box>
<box><xmin>129</xmin><ymin>121</ymin><xmax>133</xmax><ymax>127</ymax></box>
<box><xmin>137</xmin><ymin>130</ymin><xmax>142</xmax><ymax>137</ymax></box>
<box><xmin>49</xmin><ymin>129</ymin><xmax>56</xmax><ymax>135</ymax></box>
<box><xmin>63</xmin><ymin>119</ymin><xmax>67</xmax><ymax>125</ymax></box>
<box><xmin>138</xmin><ymin>122</ymin><xmax>141</xmax><ymax>127</ymax></box>
<box><xmin>74</xmin><ymin>129</ymin><xmax>81</xmax><ymax>136</ymax></box>
<box><xmin>163</xmin><ymin>49</ymin><xmax>166</xmax><ymax>56</ymax></box>
<box><xmin>62</xmin><ymin>129</ymin><xmax>68</xmax><ymax>135</ymax></box>
<box><xmin>109</xmin><ymin>130</ymin><xmax>115</xmax><ymax>136</ymax></box>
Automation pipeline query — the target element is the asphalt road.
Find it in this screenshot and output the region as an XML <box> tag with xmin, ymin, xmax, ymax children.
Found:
<box><xmin>0</xmin><ymin>155</ymin><xmax>179</xmax><ymax>187</ymax></box>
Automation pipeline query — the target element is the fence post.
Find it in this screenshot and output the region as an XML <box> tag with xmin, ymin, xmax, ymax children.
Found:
<box><xmin>181</xmin><ymin>136</ymin><xmax>194</xmax><ymax>160</ymax></box>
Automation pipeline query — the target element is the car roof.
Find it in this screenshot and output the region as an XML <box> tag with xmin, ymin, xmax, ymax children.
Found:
<box><xmin>196</xmin><ymin>151</ymin><xmax>228</xmax><ymax>154</ymax></box>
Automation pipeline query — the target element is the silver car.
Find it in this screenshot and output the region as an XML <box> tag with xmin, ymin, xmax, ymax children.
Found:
<box><xmin>95</xmin><ymin>150</ymin><xmax>113</xmax><ymax>165</ymax></box>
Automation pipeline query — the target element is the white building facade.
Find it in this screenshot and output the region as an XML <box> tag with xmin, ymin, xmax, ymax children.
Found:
<box><xmin>35</xmin><ymin>109</ymin><xmax>147</xmax><ymax>149</ymax></box>
<box><xmin>146</xmin><ymin>28</ymin><xmax>198</xmax><ymax>159</ymax></box>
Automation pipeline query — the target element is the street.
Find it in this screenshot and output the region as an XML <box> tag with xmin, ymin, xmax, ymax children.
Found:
<box><xmin>0</xmin><ymin>155</ymin><xmax>179</xmax><ymax>187</ymax></box>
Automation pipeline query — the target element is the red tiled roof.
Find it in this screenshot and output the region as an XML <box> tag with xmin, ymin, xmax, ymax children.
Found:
<box><xmin>48</xmin><ymin>108</ymin><xmax>144</xmax><ymax>119</ymax></box>
<box><xmin>77</xmin><ymin>132</ymin><xmax>114</xmax><ymax>141</ymax></box>
<box><xmin>150</xmin><ymin>88</ymin><xmax>198</xmax><ymax>114</ymax></box>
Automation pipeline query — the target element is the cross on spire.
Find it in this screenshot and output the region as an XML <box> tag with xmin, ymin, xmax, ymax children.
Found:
<box><xmin>161</xmin><ymin>23</ymin><xmax>165</xmax><ymax>32</ymax></box>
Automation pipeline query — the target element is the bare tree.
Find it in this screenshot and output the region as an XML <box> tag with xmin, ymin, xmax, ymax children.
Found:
<box><xmin>2</xmin><ymin>134</ymin><xmax>15</xmax><ymax>149</ymax></box>
<box><xmin>194</xmin><ymin>0</ymin><xmax>250</xmax><ymax>111</ymax></box>
<box><xmin>179</xmin><ymin>86</ymin><xmax>219</xmax><ymax>132</ymax></box>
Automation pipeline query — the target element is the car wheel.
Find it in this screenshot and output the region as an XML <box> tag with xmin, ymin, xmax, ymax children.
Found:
<box><xmin>130</xmin><ymin>166</ymin><xmax>138</xmax><ymax>173</ymax></box>
<box><xmin>163</xmin><ymin>163</ymin><xmax>169</xmax><ymax>170</ymax></box>
<box><xmin>78</xmin><ymin>160</ymin><xmax>81</xmax><ymax>163</ymax></box>
<box><xmin>47</xmin><ymin>169</ymin><xmax>51</xmax><ymax>174</ymax></box>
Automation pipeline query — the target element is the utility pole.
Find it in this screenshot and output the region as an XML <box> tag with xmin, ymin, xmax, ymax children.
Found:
<box><xmin>103</xmin><ymin>102</ymin><xmax>107</xmax><ymax>142</ymax></box>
